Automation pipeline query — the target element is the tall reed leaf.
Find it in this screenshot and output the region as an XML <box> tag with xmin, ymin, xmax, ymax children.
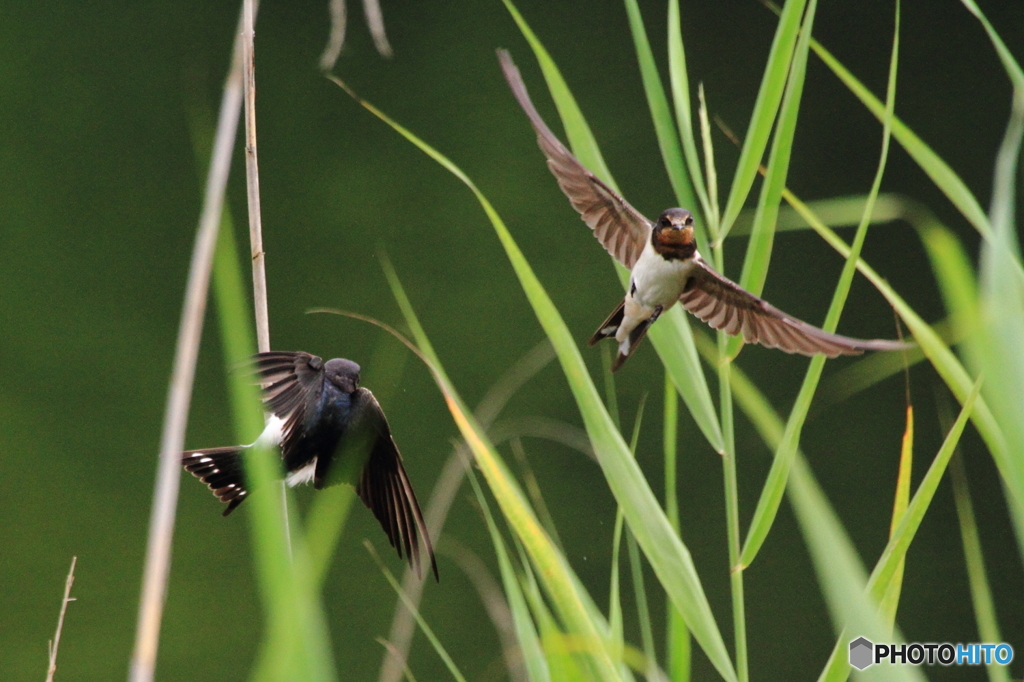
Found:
<box><xmin>718</xmin><ymin>0</ymin><xmax>808</xmax><ymax>240</ymax></box>
<box><xmin>667</xmin><ymin>0</ymin><xmax>712</xmax><ymax>228</ymax></box>
<box><xmin>727</xmin><ymin>0</ymin><xmax>817</xmax><ymax>359</ymax></box>
<box><xmin>622</xmin><ymin>0</ymin><xmax>703</xmax><ymax>238</ymax></box>
<box><xmin>741</xmin><ymin>0</ymin><xmax>896</xmax><ymax>567</ymax></box>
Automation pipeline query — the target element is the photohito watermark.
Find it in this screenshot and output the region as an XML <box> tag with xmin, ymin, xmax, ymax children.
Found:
<box><xmin>849</xmin><ymin>637</ymin><xmax>1014</xmax><ymax>670</ymax></box>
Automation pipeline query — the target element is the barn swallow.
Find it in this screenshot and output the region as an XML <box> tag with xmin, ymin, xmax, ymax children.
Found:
<box><xmin>498</xmin><ymin>50</ymin><xmax>910</xmax><ymax>371</ymax></box>
<box><xmin>182</xmin><ymin>351</ymin><xmax>437</xmax><ymax>579</ymax></box>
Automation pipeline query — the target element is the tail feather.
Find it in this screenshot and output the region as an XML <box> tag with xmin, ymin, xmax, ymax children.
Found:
<box><xmin>611</xmin><ymin>314</ymin><xmax>656</xmax><ymax>372</ymax></box>
<box><xmin>589</xmin><ymin>300</ymin><xmax>626</xmax><ymax>346</ymax></box>
<box><xmin>182</xmin><ymin>447</ymin><xmax>249</xmax><ymax>516</ymax></box>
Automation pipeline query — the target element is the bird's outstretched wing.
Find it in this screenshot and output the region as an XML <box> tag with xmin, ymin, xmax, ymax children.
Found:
<box><xmin>253</xmin><ymin>351</ymin><xmax>327</xmax><ymax>460</ymax></box>
<box><xmin>680</xmin><ymin>258</ymin><xmax>911</xmax><ymax>357</ymax></box>
<box><xmin>347</xmin><ymin>388</ymin><xmax>438</xmax><ymax>580</ymax></box>
<box><xmin>499</xmin><ymin>50</ymin><xmax>652</xmax><ymax>269</ymax></box>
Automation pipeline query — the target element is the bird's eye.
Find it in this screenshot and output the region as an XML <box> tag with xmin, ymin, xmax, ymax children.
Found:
<box><xmin>685</xmin><ymin>216</ymin><xmax>693</xmax><ymax>226</ymax></box>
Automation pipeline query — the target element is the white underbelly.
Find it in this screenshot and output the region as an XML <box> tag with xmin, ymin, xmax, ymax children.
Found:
<box><xmin>630</xmin><ymin>247</ymin><xmax>698</xmax><ymax>309</ymax></box>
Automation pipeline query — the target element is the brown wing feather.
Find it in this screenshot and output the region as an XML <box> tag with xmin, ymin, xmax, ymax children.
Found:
<box><xmin>679</xmin><ymin>259</ymin><xmax>911</xmax><ymax>357</ymax></box>
<box><xmin>498</xmin><ymin>50</ymin><xmax>652</xmax><ymax>269</ymax></box>
<box><xmin>351</xmin><ymin>388</ymin><xmax>438</xmax><ymax>580</ymax></box>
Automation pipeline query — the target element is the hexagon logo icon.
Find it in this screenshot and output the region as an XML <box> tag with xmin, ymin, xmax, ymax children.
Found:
<box><xmin>849</xmin><ymin>637</ymin><xmax>874</xmax><ymax>670</ymax></box>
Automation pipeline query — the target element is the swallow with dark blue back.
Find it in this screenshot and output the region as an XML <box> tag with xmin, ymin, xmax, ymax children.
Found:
<box><xmin>182</xmin><ymin>351</ymin><xmax>437</xmax><ymax>580</ymax></box>
<box><xmin>499</xmin><ymin>50</ymin><xmax>910</xmax><ymax>371</ymax></box>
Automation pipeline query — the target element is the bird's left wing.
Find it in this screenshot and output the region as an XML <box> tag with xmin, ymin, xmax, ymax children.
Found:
<box><xmin>679</xmin><ymin>258</ymin><xmax>910</xmax><ymax>357</ymax></box>
<box><xmin>348</xmin><ymin>388</ymin><xmax>437</xmax><ymax>580</ymax></box>
<box><xmin>499</xmin><ymin>50</ymin><xmax>652</xmax><ymax>269</ymax></box>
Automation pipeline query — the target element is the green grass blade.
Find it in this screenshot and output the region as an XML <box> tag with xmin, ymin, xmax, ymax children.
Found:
<box><xmin>662</xmin><ymin>372</ymin><xmax>690</xmax><ymax>682</ymax></box>
<box><xmin>623</xmin><ymin>398</ymin><xmax>659</xmax><ymax>682</ymax></box>
<box><xmin>718</xmin><ymin>0</ymin><xmax>808</xmax><ymax>239</ymax></box>
<box><xmin>697</xmin><ymin>86</ymin><xmax>722</xmax><ymax>237</ymax></box>
<box><xmin>917</xmin><ymin>220</ymin><xmax>980</xmax><ymax>365</ymax></box>
<box><xmin>778</xmin><ymin>188</ymin><xmax>1010</xmax><ymax>501</ymax></box>
<box><xmin>304</xmin><ymin>486</ymin><xmax>356</xmax><ymax>588</ymax></box>
<box><xmin>971</xmin><ymin>2</ymin><xmax>1024</xmax><ymax>553</ymax></box>
<box><xmin>667</xmin><ymin>0</ymin><xmax>712</xmax><ymax>228</ymax></box>
<box><xmin>959</xmin><ymin>0</ymin><xmax>1024</xmax><ymax>90</ymax></box>
<box><xmin>609</xmin><ymin>508</ymin><xmax>626</xmax><ymax>663</ymax></box>
<box><xmin>697</xmin><ymin>335</ymin><xmax>922</xmax><ymax>682</ymax></box>
<box><xmin>623</xmin><ymin>0</ymin><xmax>704</xmax><ymax>242</ymax></box>
<box><xmin>726</xmin><ymin>0</ymin><xmax>817</xmax><ymax>358</ymax></box>
<box><xmin>466</xmin><ymin>465</ymin><xmax>551</xmax><ymax>682</ymax></box>
<box><xmin>501</xmin><ymin>7</ymin><xmax>725</xmax><ymax>453</ymax></box>
<box><xmin>336</xmin><ymin>80</ymin><xmax>737</xmax><ymax>682</ymax></box>
<box><xmin>866</xmin><ymin>379</ymin><xmax>981</xmax><ymax>605</ymax></box>
<box><xmin>741</xmin><ymin>0</ymin><xmax>899</xmax><ymax>566</ymax></box>
<box><xmin>801</xmin><ymin>12</ymin><xmax>1024</xmax><ymax>291</ymax></box>
<box><xmin>878</xmin><ymin>406</ymin><xmax>913</xmax><ymax>633</ymax></box>
<box><xmin>949</xmin><ymin>455</ymin><xmax>1010</xmax><ymax>682</ymax></box>
<box><xmin>810</xmin><ymin>33</ymin><xmax>991</xmax><ymax>237</ymax></box>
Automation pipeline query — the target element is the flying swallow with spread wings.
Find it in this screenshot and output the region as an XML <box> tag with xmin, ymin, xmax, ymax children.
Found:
<box><xmin>182</xmin><ymin>351</ymin><xmax>437</xmax><ymax>579</ymax></box>
<box><xmin>499</xmin><ymin>50</ymin><xmax>908</xmax><ymax>371</ymax></box>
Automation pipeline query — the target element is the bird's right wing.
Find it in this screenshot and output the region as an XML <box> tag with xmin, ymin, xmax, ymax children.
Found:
<box><xmin>253</xmin><ymin>351</ymin><xmax>326</xmax><ymax>454</ymax></box>
<box><xmin>499</xmin><ymin>50</ymin><xmax>652</xmax><ymax>269</ymax></box>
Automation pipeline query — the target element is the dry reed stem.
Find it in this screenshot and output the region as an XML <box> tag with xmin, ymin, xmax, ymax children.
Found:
<box><xmin>128</xmin><ymin>4</ymin><xmax>255</xmax><ymax>680</ymax></box>
<box><xmin>45</xmin><ymin>556</ymin><xmax>77</xmax><ymax>682</ymax></box>
<box><xmin>242</xmin><ymin>0</ymin><xmax>270</xmax><ymax>354</ymax></box>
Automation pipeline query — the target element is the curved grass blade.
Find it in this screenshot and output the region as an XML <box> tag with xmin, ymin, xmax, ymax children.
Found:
<box><xmin>796</xmin><ymin>4</ymin><xmax>1024</xmax><ymax>290</ymax></box>
<box><xmin>949</xmin><ymin>455</ymin><xmax>1011</xmax><ymax>682</ymax></box>
<box><xmin>372</xmin><ymin>261</ymin><xmax>623</xmax><ymax>681</ymax></box>
<box><xmin>466</xmin><ymin>463</ymin><xmax>551</xmax><ymax>682</ymax></box>
<box><xmin>879</xmin><ymin>406</ymin><xmax>913</xmax><ymax>634</ymax></box>
<box><xmin>331</xmin><ymin>78</ymin><xmax>738</xmax><ymax>682</ymax></box>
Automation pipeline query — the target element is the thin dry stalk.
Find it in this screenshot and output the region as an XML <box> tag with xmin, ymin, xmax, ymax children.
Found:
<box><xmin>45</xmin><ymin>556</ymin><xmax>77</xmax><ymax>682</ymax></box>
<box><xmin>242</xmin><ymin>0</ymin><xmax>270</xmax><ymax>354</ymax></box>
<box><xmin>319</xmin><ymin>0</ymin><xmax>393</xmax><ymax>70</ymax></box>
<box><xmin>128</xmin><ymin>4</ymin><xmax>254</xmax><ymax>681</ymax></box>
<box><xmin>240</xmin><ymin>0</ymin><xmax>291</xmax><ymax>552</ymax></box>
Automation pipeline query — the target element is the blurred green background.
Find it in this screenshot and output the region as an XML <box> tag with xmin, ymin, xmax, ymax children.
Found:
<box><xmin>2</xmin><ymin>1</ymin><xmax>1021</xmax><ymax>680</ymax></box>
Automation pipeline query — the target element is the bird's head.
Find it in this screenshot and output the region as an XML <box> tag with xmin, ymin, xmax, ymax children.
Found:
<box><xmin>324</xmin><ymin>358</ymin><xmax>361</xmax><ymax>393</ymax></box>
<box><xmin>652</xmin><ymin>208</ymin><xmax>696</xmax><ymax>259</ymax></box>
